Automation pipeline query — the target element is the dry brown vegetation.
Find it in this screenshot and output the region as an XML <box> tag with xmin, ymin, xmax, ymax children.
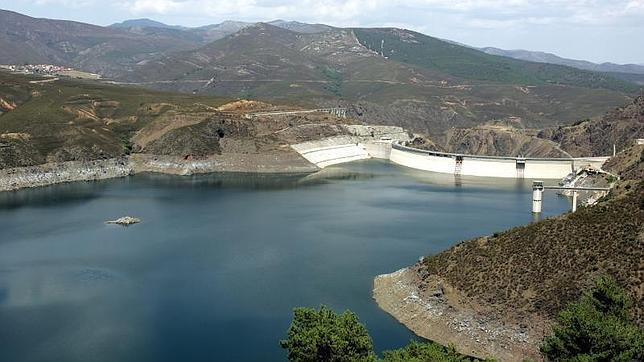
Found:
<box><xmin>0</xmin><ymin>72</ymin><xmax>356</xmax><ymax>168</ymax></box>
<box><xmin>419</xmin><ymin>145</ymin><xmax>644</xmax><ymax>330</ymax></box>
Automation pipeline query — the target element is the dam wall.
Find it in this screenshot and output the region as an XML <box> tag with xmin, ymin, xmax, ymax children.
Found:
<box><xmin>292</xmin><ymin>126</ymin><xmax>610</xmax><ymax>179</ymax></box>
<box><xmin>389</xmin><ymin>143</ymin><xmax>610</xmax><ymax>179</ymax></box>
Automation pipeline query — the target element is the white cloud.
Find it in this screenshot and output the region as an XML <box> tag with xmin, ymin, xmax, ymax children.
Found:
<box><xmin>18</xmin><ymin>0</ymin><xmax>644</xmax><ymax>28</ymax></box>
<box><xmin>125</xmin><ymin>0</ymin><xmax>183</xmax><ymax>14</ymax></box>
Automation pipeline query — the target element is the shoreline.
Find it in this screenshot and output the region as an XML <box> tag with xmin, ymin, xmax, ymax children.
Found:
<box><xmin>0</xmin><ymin>152</ymin><xmax>320</xmax><ymax>192</ymax></box>
<box><xmin>373</xmin><ymin>266</ymin><xmax>546</xmax><ymax>361</ymax></box>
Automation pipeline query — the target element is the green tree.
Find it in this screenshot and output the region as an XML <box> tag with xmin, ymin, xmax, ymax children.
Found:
<box><xmin>541</xmin><ymin>276</ymin><xmax>644</xmax><ymax>361</ymax></box>
<box><xmin>280</xmin><ymin>305</ymin><xmax>376</xmax><ymax>362</ymax></box>
<box><xmin>381</xmin><ymin>340</ymin><xmax>475</xmax><ymax>362</ymax></box>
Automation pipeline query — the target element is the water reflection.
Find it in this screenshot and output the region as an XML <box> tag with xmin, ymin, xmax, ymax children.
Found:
<box><xmin>130</xmin><ymin>171</ymin><xmax>316</xmax><ymax>190</ymax></box>
<box><xmin>399</xmin><ymin>166</ymin><xmax>533</xmax><ymax>190</ymax></box>
<box><xmin>0</xmin><ymin>181</ymin><xmax>107</xmax><ymax>210</ymax></box>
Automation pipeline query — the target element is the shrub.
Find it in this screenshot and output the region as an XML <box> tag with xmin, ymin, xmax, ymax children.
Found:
<box><xmin>381</xmin><ymin>340</ymin><xmax>477</xmax><ymax>362</ymax></box>
<box><xmin>280</xmin><ymin>305</ymin><xmax>376</xmax><ymax>361</ymax></box>
<box><xmin>540</xmin><ymin>276</ymin><xmax>644</xmax><ymax>361</ymax></box>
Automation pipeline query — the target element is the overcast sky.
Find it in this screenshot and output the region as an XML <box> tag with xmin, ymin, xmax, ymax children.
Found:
<box><xmin>3</xmin><ymin>0</ymin><xmax>644</xmax><ymax>64</ymax></box>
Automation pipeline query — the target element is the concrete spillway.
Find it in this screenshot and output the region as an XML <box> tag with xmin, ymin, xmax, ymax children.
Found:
<box><xmin>292</xmin><ymin>131</ymin><xmax>610</xmax><ymax>180</ymax></box>
<box><xmin>290</xmin><ymin>125</ymin><xmax>410</xmax><ymax>168</ymax></box>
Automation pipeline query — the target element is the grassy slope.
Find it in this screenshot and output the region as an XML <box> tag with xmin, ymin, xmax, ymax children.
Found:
<box><xmin>353</xmin><ymin>28</ymin><xmax>639</xmax><ymax>93</ymax></box>
<box><xmin>419</xmin><ymin>145</ymin><xmax>643</xmax><ymax>327</ymax></box>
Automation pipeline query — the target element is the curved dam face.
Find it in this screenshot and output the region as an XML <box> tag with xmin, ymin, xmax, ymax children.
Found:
<box><xmin>292</xmin><ymin>128</ymin><xmax>610</xmax><ymax>180</ymax></box>
<box><xmin>389</xmin><ymin>143</ymin><xmax>610</xmax><ymax>179</ymax></box>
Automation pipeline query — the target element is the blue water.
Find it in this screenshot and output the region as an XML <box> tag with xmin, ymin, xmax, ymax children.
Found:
<box><xmin>0</xmin><ymin>160</ymin><xmax>569</xmax><ymax>361</ymax></box>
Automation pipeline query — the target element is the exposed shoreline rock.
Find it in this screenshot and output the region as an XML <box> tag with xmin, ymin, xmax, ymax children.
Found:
<box><xmin>128</xmin><ymin>152</ymin><xmax>319</xmax><ymax>176</ymax></box>
<box><xmin>105</xmin><ymin>216</ymin><xmax>141</xmax><ymax>225</ymax></box>
<box><xmin>373</xmin><ymin>266</ymin><xmax>544</xmax><ymax>362</ymax></box>
<box><xmin>0</xmin><ymin>151</ymin><xmax>320</xmax><ymax>192</ymax></box>
<box><xmin>0</xmin><ymin>158</ymin><xmax>132</xmax><ymax>192</ymax></box>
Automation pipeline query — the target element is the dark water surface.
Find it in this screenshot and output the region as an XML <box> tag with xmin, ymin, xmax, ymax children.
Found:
<box><xmin>0</xmin><ymin>160</ymin><xmax>569</xmax><ymax>362</ymax></box>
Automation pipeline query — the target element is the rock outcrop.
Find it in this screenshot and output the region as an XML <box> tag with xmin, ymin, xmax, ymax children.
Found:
<box><xmin>0</xmin><ymin>158</ymin><xmax>131</xmax><ymax>192</ymax></box>
<box><xmin>105</xmin><ymin>216</ymin><xmax>141</xmax><ymax>225</ymax></box>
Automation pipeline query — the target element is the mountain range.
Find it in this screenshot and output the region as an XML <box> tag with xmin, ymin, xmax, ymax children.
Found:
<box><xmin>480</xmin><ymin>47</ymin><xmax>644</xmax><ymax>76</ymax></box>
<box><xmin>108</xmin><ymin>16</ymin><xmax>644</xmax><ymax>77</ymax></box>
<box><xmin>0</xmin><ymin>9</ymin><xmax>641</xmax><ymax>137</ymax></box>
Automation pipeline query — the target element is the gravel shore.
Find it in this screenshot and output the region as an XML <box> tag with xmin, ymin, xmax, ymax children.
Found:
<box><xmin>373</xmin><ymin>266</ymin><xmax>545</xmax><ymax>361</ymax></box>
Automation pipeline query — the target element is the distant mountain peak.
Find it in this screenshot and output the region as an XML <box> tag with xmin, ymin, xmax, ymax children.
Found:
<box><xmin>110</xmin><ymin>18</ymin><xmax>182</xmax><ymax>29</ymax></box>
<box><xmin>480</xmin><ymin>47</ymin><xmax>644</xmax><ymax>75</ymax></box>
<box><xmin>267</xmin><ymin>19</ymin><xmax>333</xmax><ymax>33</ymax></box>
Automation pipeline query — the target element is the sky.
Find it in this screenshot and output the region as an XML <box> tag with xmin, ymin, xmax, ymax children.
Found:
<box><xmin>2</xmin><ymin>0</ymin><xmax>643</xmax><ymax>64</ymax></box>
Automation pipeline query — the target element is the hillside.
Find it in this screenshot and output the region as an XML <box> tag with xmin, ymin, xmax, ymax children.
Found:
<box><xmin>0</xmin><ymin>10</ymin><xmax>202</xmax><ymax>78</ymax></box>
<box><xmin>354</xmin><ymin>28</ymin><xmax>638</xmax><ymax>93</ymax></box>
<box><xmin>0</xmin><ymin>10</ymin><xmax>640</xmax><ymax>138</ymax></box>
<box><xmin>374</xmin><ymin>144</ymin><xmax>643</xmax><ymax>360</ymax></box>
<box><xmin>407</xmin><ymin>95</ymin><xmax>644</xmax><ymax>157</ymax></box>
<box><xmin>109</xmin><ymin>18</ymin><xmax>184</xmax><ymax>30</ymax></box>
<box><xmin>538</xmin><ymin>95</ymin><xmax>644</xmax><ymax>156</ymax></box>
<box><xmin>421</xmin><ymin>156</ymin><xmax>642</xmax><ymax>323</ymax></box>
<box><xmin>480</xmin><ymin>47</ymin><xmax>644</xmax><ymax>85</ymax></box>
<box><xmin>481</xmin><ymin>47</ymin><xmax>644</xmax><ymax>75</ymax></box>
<box><xmin>129</xmin><ymin>23</ymin><xmax>634</xmax><ymax>136</ymax></box>
<box><xmin>0</xmin><ymin>71</ymin><xmax>358</xmax><ymax>171</ymax></box>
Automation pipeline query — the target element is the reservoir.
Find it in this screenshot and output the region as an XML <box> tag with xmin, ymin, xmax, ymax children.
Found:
<box><xmin>0</xmin><ymin>160</ymin><xmax>569</xmax><ymax>361</ymax></box>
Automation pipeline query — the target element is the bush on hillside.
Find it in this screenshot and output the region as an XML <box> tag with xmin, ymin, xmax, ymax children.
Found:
<box><xmin>541</xmin><ymin>276</ymin><xmax>644</xmax><ymax>361</ymax></box>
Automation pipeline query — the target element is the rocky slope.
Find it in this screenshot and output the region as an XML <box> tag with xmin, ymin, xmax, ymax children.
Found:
<box><xmin>408</xmin><ymin>120</ymin><xmax>571</xmax><ymax>157</ymax></box>
<box><xmin>405</xmin><ymin>96</ymin><xmax>644</xmax><ymax>158</ymax></box>
<box><xmin>538</xmin><ymin>95</ymin><xmax>644</xmax><ymax>157</ymax></box>
<box><xmin>374</xmin><ymin>144</ymin><xmax>643</xmax><ymax>360</ymax></box>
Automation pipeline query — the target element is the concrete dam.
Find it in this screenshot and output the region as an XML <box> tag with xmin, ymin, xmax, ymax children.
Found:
<box><xmin>292</xmin><ymin>127</ymin><xmax>610</xmax><ymax>179</ymax></box>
